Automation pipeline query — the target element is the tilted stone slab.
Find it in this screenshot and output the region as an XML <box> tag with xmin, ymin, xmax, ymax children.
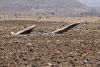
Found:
<box><xmin>52</xmin><ymin>22</ymin><xmax>80</xmax><ymax>34</ymax></box>
<box><xmin>13</xmin><ymin>25</ymin><xmax>36</xmax><ymax>35</ymax></box>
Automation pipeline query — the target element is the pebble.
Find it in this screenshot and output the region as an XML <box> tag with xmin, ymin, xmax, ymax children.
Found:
<box><xmin>57</xmin><ymin>51</ymin><xmax>60</xmax><ymax>54</ymax></box>
<box><xmin>46</xmin><ymin>66</ymin><xmax>50</xmax><ymax>67</ymax></box>
<box><xmin>48</xmin><ymin>63</ymin><xmax>52</xmax><ymax>66</ymax></box>
<box><xmin>84</xmin><ymin>59</ymin><xmax>87</xmax><ymax>63</ymax></box>
<box><xmin>11</xmin><ymin>32</ymin><xmax>15</xmax><ymax>34</ymax></box>
<box><xmin>28</xmin><ymin>43</ymin><xmax>32</xmax><ymax>45</ymax></box>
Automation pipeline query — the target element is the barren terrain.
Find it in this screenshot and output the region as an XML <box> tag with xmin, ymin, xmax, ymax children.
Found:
<box><xmin>1</xmin><ymin>17</ymin><xmax>100</xmax><ymax>67</ymax></box>
<box><xmin>1</xmin><ymin>16</ymin><xmax>100</xmax><ymax>22</ymax></box>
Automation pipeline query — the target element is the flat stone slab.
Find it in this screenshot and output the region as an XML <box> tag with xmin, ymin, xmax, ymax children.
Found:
<box><xmin>52</xmin><ymin>22</ymin><xmax>80</xmax><ymax>34</ymax></box>
<box><xmin>13</xmin><ymin>25</ymin><xmax>36</xmax><ymax>35</ymax></box>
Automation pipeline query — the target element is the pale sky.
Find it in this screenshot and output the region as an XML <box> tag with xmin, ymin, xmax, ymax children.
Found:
<box><xmin>77</xmin><ymin>0</ymin><xmax>100</xmax><ymax>7</ymax></box>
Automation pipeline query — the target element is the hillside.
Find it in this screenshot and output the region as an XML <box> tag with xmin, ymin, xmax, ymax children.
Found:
<box><xmin>0</xmin><ymin>0</ymin><xmax>100</xmax><ymax>15</ymax></box>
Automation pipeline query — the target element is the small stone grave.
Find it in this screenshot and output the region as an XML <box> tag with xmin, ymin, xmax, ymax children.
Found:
<box><xmin>52</xmin><ymin>22</ymin><xmax>80</xmax><ymax>34</ymax></box>
<box><xmin>11</xmin><ymin>22</ymin><xmax>80</xmax><ymax>35</ymax></box>
<box><xmin>13</xmin><ymin>25</ymin><xmax>36</xmax><ymax>35</ymax></box>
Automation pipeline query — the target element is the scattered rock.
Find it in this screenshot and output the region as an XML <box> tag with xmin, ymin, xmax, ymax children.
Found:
<box><xmin>28</xmin><ymin>43</ymin><xmax>32</xmax><ymax>45</ymax></box>
<box><xmin>48</xmin><ymin>63</ymin><xmax>52</xmax><ymax>66</ymax></box>
<box><xmin>84</xmin><ymin>59</ymin><xmax>88</xmax><ymax>63</ymax></box>
<box><xmin>11</xmin><ymin>32</ymin><xmax>15</xmax><ymax>34</ymax></box>
<box><xmin>57</xmin><ymin>51</ymin><xmax>60</xmax><ymax>54</ymax></box>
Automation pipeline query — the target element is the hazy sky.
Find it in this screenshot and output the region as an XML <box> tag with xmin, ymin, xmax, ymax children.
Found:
<box><xmin>77</xmin><ymin>0</ymin><xmax>100</xmax><ymax>7</ymax></box>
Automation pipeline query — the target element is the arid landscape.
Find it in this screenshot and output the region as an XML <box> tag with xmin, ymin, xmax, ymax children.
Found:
<box><xmin>1</xmin><ymin>0</ymin><xmax>100</xmax><ymax>67</ymax></box>
<box><xmin>0</xmin><ymin>16</ymin><xmax>100</xmax><ymax>67</ymax></box>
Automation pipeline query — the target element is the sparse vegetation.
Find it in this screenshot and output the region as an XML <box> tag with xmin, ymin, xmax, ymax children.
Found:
<box><xmin>54</xmin><ymin>25</ymin><xmax>57</xmax><ymax>28</ymax></box>
<box><xmin>61</xmin><ymin>21</ymin><xmax>65</xmax><ymax>23</ymax></box>
<box><xmin>81</xmin><ymin>13</ymin><xmax>83</xmax><ymax>15</ymax></box>
<box><xmin>84</xmin><ymin>21</ymin><xmax>89</xmax><ymax>25</ymax></box>
<box><xmin>97</xmin><ymin>27</ymin><xmax>100</xmax><ymax>29</ymax></box>
<box><xmin>37</xmin><ymin>16</ymin><xmax>42</xmax><ymax>20</ymax></box>
<box><xmin>43</xmin><ymin>13</ymin><xmax>45</xmax><ymax>16</ymax></box>
<box><xmin>98</xmin><ymin>15</ymin><xmax>100</xmax><ymax>17</ymax></box>
<box><xmin>19</xmin><ymin>13</ymin><xmax>21</xmax><ymax>17</ymax></box>
<box><xmin>51</xmin><ymin>12</ymin><xmax>55</xmax><ymax>16</ymax></box>
<box><xmin>98</xmin><ymin>19</ymin><xmax>100</xmax><ymax>22</ymax></box>
<box><xmin>15</xmin><ymin>14</ymin><xmax>17</xmax><ymax>18</ymax></box>
<box><xmin>36</xmin><ymin>13</ymin><xmax>39</xmax><ymax>16</ymax></box>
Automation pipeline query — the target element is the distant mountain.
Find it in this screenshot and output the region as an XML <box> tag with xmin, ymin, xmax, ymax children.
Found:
<box><xmin>0</xmin><ymin>0</ymin><xmax>100</xmax><ymax>15</ymax></box>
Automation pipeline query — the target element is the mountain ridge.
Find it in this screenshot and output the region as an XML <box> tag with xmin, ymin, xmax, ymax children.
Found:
<box><xmin>0</xmin><ymin>0</ymin><xmax>100</xmax><ymax>15</ymax></box>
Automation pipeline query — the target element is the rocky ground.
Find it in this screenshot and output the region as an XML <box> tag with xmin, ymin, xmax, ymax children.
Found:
<box><xmin>0</xmin><ymin>20</ymin><xmax>100</xmax><ymax>67</ymax></box>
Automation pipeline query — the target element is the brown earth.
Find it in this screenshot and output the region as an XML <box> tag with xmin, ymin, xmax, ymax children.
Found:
<box><xmin>1</xmin><ymin>16</ymin><xmax>100</xmax><ymax>23</ymax></box>
<box><xmin>0</xmin><ymin>20</ymin><xmax>100</xmax><ymax>67</ymax></box>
